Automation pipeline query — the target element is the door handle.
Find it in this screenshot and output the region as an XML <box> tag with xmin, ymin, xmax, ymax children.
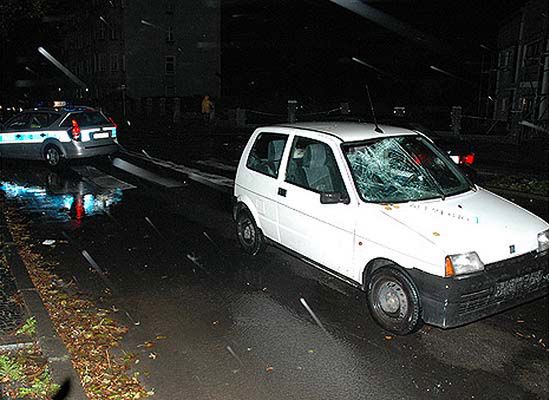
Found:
<box><xmin>40</xmin><ymin>133</ymin><xmax>46</xmax><ymax>137</ymax></box>
<box><xmin>278</xmin><ymin>187</ymin><xmax>287</xmax><ymax>197</ymax></box>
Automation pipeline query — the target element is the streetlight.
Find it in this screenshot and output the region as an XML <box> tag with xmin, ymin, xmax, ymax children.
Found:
<box><xmin>429</xmin><ymin>65</ymin><xmax>470</xmax><ymax>83</ymax></box>
<box><xmin>37</xmin><ymin>47</ymin><xmax>87</xmax><ymax>89</ymax></box>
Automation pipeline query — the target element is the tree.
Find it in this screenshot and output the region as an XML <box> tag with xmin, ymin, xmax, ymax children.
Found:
<box><xmin>0</xmin><ymin>0</ymin><xmax>47</xmax><ymax>39</ymax></box>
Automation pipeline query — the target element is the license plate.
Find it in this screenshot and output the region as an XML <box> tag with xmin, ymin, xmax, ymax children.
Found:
<box><xmin>494</xmin><ymin>270</ymin><xmax>548</xmax><ymax>298</ymax></box>
<box><xmin>94</xmin><ymin>131</ymin><xmax>110</xmax><ymax>139</ymax></box>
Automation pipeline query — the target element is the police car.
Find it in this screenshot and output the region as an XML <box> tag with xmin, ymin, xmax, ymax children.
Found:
<box><xmin>0</xmin><ymin>105</ymin><xmax>119</xmax><ymax>167</ymax></box>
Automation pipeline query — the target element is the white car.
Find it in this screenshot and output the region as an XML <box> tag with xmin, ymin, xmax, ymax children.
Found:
<box><xmin>233</xmin><ymin>122</ymin><xmax>549</xmax><ymax>334</ymax></box>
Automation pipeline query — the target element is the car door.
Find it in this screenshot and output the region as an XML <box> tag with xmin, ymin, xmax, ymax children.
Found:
<box><xmin>24</xmin><ymin>112</ymin><xmax>58</xmax><ymax>158</ymax></box>
<box><xmin>0</xmin><ymin>113</ymin><xmax>31</xmax><ymax>158</ymax></box>
<box><xmin>237</xmin><ymin>131</ymin><xmax>290</xmax><ymax>242</ymax></box>
<box><xmin>277</xmin><ymin>134</ymin><xmax>356</xmax><ymax>275</ymax></box>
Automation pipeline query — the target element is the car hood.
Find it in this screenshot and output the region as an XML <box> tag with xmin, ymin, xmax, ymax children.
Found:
<box><xmin>360</xmin><ymin>187</ymin><xmax>548</xmax><ymax>265</ymax></box>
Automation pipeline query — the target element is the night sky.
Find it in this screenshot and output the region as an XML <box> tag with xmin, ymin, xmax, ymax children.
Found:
<box><xmin>1</xmin><ymin>0</ymin><xmax>527</xmax><ymax>113</ymax></box>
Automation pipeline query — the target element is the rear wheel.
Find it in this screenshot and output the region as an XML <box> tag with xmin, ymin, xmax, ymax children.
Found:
<box><xmin>44</xmin><ymin>145</ymin><xmax>64</xmax><ymax>168</ymax></box>
<box><xmin>236</xmin><ymin>209</ymin><xmax>264</xmax><ymax>256</ymax></box>
<box><xmin>367</xmin><ymin>267</ymin><xmax>422</xmax><ymax>335</ymax></box>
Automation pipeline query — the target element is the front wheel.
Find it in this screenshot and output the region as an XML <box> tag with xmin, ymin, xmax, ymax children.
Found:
<box><xmin>367</xmin><ymin>267</ymin><xmax>422</xmax><ymax>335</ymax></box>
<box><xmin>236</xmin><ymin>209</ymin><xmax>264</xmax><ymax>256</ymax></box>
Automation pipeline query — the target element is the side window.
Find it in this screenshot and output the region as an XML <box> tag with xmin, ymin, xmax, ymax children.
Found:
<box><xmin>5</xmin><ymin>114</ymin><xmax>30</xmax><ymax>130</ymax></box>
<box><xmin>246</xmin><ymin>132</ymin><xmax>288</xmax><ymax>178</ymax></box>
<box><xmin>29</xmin><ymin>113</ymin><xmax>53</xmax><ymax>129</ymax></box>
<box><xmin>286</xmin><ymin>136</ymin><xmax>346</xmax><ymax>194</ymax></box>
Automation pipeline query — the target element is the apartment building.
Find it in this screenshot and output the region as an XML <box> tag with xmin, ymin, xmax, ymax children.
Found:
<box><xmin>494</xmin><ymin>0</ymin><xmax>549</xmax><ymax>131</ymax></box>
<box><xmin>62</xmin><ymin>0</ymin><xmax>220</xmax><ymax>113</ymax></box>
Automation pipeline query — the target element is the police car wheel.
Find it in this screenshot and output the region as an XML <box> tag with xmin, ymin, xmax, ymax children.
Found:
<box><xmin>44</xmin><ymin>146</ymin><xmax>64</xmax><ymax>168</ymax></box>
<box><xmin>367</xmin><ymin>267</ymin><xmax>422</xmax><ymax>335</ymax></box>
<box><xmin>236</xmin><ymin>210</ymin><xmax>264</xmax><ymax>256</ymax></box>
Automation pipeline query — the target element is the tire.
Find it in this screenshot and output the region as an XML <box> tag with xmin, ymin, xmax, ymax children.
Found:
<box><xmin>236</xmin><ymin>209</ymin><xmax>264</xmax><ymax>256</ymax></box>
<box><xmin>44</xmin><ymin>145</ymin><xmax>65</xmax><ymax>168</ymax></box>
<box><xmin>367</xmin><ymin>267</ymin><xmax>422</xmax><ymax>335</ymax></box>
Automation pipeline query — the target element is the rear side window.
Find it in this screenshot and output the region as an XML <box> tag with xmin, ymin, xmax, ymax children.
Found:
<box><xmin>61</xmin><ymin>111</ymin><xmax>109</xmax><ymax>127</ymax></box>
<box><xmin>246</xmin><ymin>132</ymin><xmax>288</xmax><ymax>178</ymax></box>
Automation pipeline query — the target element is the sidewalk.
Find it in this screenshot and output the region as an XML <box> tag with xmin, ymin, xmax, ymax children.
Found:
<box><xmin>0</xmin><ymin>199</ymin><xmax>87</xmax><ymax>399</ymax></box>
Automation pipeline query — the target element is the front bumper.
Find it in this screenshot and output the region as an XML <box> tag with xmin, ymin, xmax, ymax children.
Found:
<box><xmin>408</xmin><ymin>251</ymin><xmax>549</xmax><ymax>329</ymax></box>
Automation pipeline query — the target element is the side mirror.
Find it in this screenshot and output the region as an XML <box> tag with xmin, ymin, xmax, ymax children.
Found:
<box><xmin>320</xmin><ymin>192</ymin><xmax>350</xmax><ymax>205</ymax></box>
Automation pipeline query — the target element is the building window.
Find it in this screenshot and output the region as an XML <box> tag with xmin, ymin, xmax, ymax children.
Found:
<box><xmin>166</xmin><ymin>26</ymin><xmax>174</xmax><ymax>43</ymax></box>
<box><xmin>524</xmin><ymin>40</ymin><xmax>542</xmax><ymax>65</ymax></box>
<box><xmin>166</xmin><ymin>0</ymin><xmax>174</xmax><ymax>14</ymax></box>
<box><xmin>122</xmin><ymin>55</ymin><xmax>126</xmax><ymax>72</ymax></box>
<box><xmin>110</xmin><ymin>54</ymin><xmax>119</xmax><ymax>71</ymax></box>
<box><xmin>98</xmin><ymin>54</ymin><xmax>107</xmax><ymax>72</ymax></box>
<box><xmin>110</xmin><ymin>23</ymin><xmax>118</xmax><ymax>40</ymax></box>
<box><xmin>98</xmin><ymin>21</ymin><xmax>106</xmax><ymax>40</ymax></box>
<box><xmin>498</xmin><ymin>50</ymin><xmax>511</xmax><ymax>68</ymax></box>
<box><xmin>501</xmin><ymin>97</ymin><xmax>507</xmax><ymax>112</ymax></box>
<box><xmin>165</xmin><ymin>56</ymin><xmax>176</xmax><ymax>74</ymax></box>
<box><xmin>165</xmin><ymin>86</ymin><xmax>176</xmax><ymax>96</ymax></box>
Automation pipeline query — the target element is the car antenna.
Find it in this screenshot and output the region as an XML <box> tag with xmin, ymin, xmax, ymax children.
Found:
<box><xmin>366</xmin><ymin>84</ymin><xmax>384</xmax><ymax>133</ymax></box>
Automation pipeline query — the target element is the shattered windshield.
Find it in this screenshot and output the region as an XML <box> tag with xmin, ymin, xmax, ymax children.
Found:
<box><xmin>343</xmin><ymin>135</ymin><xmax>471</xmax><ymax>203</ymax></box>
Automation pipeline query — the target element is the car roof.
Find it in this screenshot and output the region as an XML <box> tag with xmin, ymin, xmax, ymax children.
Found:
<box><xmin>23</xmin><ymin>106</ymin><xmax>98</xmax><ymax>113</ymax></box>
<box><xmin>271</xmin><ymin>121</ymin><xmax>418</xmax><ymax>142</ymax></box>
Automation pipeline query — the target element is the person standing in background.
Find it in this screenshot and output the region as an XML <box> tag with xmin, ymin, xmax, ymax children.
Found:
<box><xmin>201</xmin><ymin>95</ymin><xmax>213</xmax><ymax>124</ymax></box>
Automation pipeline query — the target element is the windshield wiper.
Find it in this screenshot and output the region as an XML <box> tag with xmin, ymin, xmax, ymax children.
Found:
<box><xmin>394</xmin><ymin>141</ymin><xmax>446</xmax><ymax>200</ymax></box>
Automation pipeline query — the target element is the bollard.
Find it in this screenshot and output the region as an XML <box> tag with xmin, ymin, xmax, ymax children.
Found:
<box><xmin>288</xmin><ymin>100</ymin><xmax>298</xmax><ymax>123</ymax></box>
<box><xmin>236</xmin><ymin>108</ymin><xmax>246</xmax><ymax>127</ymax></box>
<box><xmin>451</xmin><ymin>106</ymin><xmax>462</xmax><ymax>135</ymax></box>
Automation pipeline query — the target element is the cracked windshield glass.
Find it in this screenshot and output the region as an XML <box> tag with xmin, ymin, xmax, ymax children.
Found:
<box><xmin>344</xmin><ymin>135</ymin><xmax>471</xmax><ymax>203</ymax></box>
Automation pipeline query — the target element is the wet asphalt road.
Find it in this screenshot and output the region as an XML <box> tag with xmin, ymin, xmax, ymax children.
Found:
<box><xmin>0</xmin><ymin>157</ymin><xmax>548</xmax><ymax>400</ymax></box>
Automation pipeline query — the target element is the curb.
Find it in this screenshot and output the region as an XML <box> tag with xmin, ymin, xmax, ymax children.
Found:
<box><xmin>0</xmin><ymin>211</ymin><xmax>88</xmax><ymax>400</ymax></box>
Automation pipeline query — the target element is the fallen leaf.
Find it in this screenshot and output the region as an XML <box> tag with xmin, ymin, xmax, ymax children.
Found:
<box><xmin>266</xmin><ymin>366</ymin><xmax>274</xmax><ymax>372</ymax></box>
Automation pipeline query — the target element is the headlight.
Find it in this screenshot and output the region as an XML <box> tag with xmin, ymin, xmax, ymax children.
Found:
<box><xmin>538</xmin><ymin>229</ymin><xmax>549</xmax><ymax>253</ymax></box>
<box><xmin>445</xmin><ymin>251</ymin><xmax>484</xmax><ymax>277</ymax></box>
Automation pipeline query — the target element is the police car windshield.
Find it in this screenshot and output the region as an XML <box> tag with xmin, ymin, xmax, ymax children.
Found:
<box><xmin>61</xmin><ymin>112</ymin><xmax>110</xmax><ymax>127</ymax></box>
<box><xmin>343</xmin><ymin>135</ymin><xmax>472</xmax><ymax>203</ymax></box>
